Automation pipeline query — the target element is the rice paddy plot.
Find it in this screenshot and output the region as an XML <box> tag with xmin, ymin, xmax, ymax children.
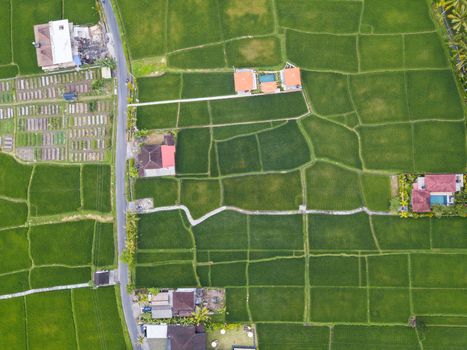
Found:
<box><xmin>257</xmin><ymin>323</ymin><xmax>330</xmax><ymax>350</ymax></box>
<box><xmin>360</xmin><ymin>174</ymin><xmax>391</xmax><ymax>211</ymax></box>
<box><xmin>0</xmin><ymin>271</ymin><xmax>30</xmax><ymax>295</ymax></box>
<box><xmin>369</xmin><ymin>288</ymin><xmax>411</xmax><ymax>323</ymax></box>
<box><xmin>137</xmin><ymin>74</ymin><xmax>181</xmax><ymax>102</ymax></box>
<box><xmin>249</xmin><ymin>287</ymin><xmax>304</xmax><ymax>322</ymax></box>
<box><xmin>310</xmin><ymin>287</ymin><xmax>367</xmax><ymax>322</ymax></box>
<box><xmin>0</xmin><ymin>298</ymin><xmax>27</xmax><ymax>350</ymax></box>
<box><xmin>136</xmin><ymin>104</ymin><xmax>178</xmax><ymax>130</ymax></box>
<box><xmin>367</xmin><ymin>254</ymin><xmax>409</xmax><ymax>287</ymax></box>
<box><xmin>404</xmin><ymin>32</ymin><xmax>449</xmax><ymax>69</ymax></box>
<box><xmin>175</xmin><ymin>127</ymin><xmax>211</xmax><ymax>174</ymax></box>
<box><xmin>225</xmin><ymin>36</ymin><xmax>283</xmax><ymax>68</ymax></box>
<box><xmin>134</xmin><ymin>177</ymin><xmax>179</xmax><ymax>206</ymax></box>
<box><xmin>168</xmin><ymin>44</ymin><xmax>227</xmax><ymax>69</ymax></box>
<box><xmin>358</xmin><ymin>35</ymin><xmax>404</xmax><ymax>71</ymax></box>
<box><xmin>431</xmin><ymin>217</ymin><xmax>467</xmax><ymax>249</ymax></box>
<box><xmin>0</xmin><ymin>227</ymin><xmax>31</xmax><ymax>274</ymax></box>
<box><xmin>29</xmin><ymin>266</ymin><xmax>91</xmax><ymax>289</ymax></box>
<box><xmin>0</xmin><ymin>0</ymin><xmax>12</xmax><ymax>65</ymax></box>
<box><xmin>0</xmin><ymin>154</ymin><xmax>32</xmax><ymax>201</ymax></box>
<box><xmin>225</xmin><ymin>288</ymin><xmax>249</xmax><ymax>322</ymax></box>
<box><xmin>309</xmin><ymin>256</ymin><xmax>360</xmax><ymax>287</ymax></box>
<box><xmin>178</xmin><ymin>102</ymin><xmax>211</xmax><ymax>127</ymax></box>
<box><xmin>81</xmin><ymin>164</ymin><xmax>112</xmax><ymax>213</ymax></box>
<box><xmin>210</xmin><ymin>262</ymin><xmax>247</xmax><ymax>286</ymax></box>
<box><xmin>181</xmin><ymin>73</ymin><xmax>234</xmax><ymax>98</ymax></box>
<box><xmin>180</xmin><ymin>179</ymin><xmax>221</xmax><ymax>219</ymax></box>
<box><xmin>135</xmin><ymin>263</ymin><xmax>197</xmax><ymax>288</ymax></box>
<box><xmin>249</xmin><ymin>215</ymin><xmax>303</xmax><ymax>250</ymax></box>
<box><xmin>0</xmin><ymin>198</ymin><xmax>28</xmax><ymax>228</ymax></box>
<box><xmin>217</xmin><ymin>134</ymin><xmax>262</xmax><ymax>175</ymax></box>
<box><xmin>410</xmin><ymin>254</ymin><xmax>467</xmax><ymax>288</ymax></box>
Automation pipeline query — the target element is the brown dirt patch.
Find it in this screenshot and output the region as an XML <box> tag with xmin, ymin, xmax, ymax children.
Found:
<box><xmin>225</xmin><ymin>0</ymin><xmax>268</xmax><ymax>18</ymax></box>
<box><xmin>239</xmin><ymin>38</ymin><xmax>276</xmax><ymax>61</ymax></box>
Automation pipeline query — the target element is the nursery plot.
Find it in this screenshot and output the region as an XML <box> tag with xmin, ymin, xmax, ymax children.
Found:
<box><xmin>360</xmin><ymin>174</ymin><xmax>391</xmax><ymax>211</ymax></box>
<box><xmin>412</xmin><ymin>121</ymin><xmax>465</xmax><ymax>172</ymax></box>
<box><xmin>350</xmin><ymin>72</ymin><xmax>409</xmax><ymax>124</ymax></box>
<box><xmin>249</xmin><ymin>287</ymin><xmax>304</xmax><ymax>322</ymax></box>
<box><xmin>167</xmin><ymin>0</ymin><xmax>221</xmax><ymax>51</ymax></box>
<box><xmin>301</xmin><ymin>116</ymin><xmax>361</xmax><ymax>168</ymax></box>
<box><xmin>369</xmin><ymin>288</ymin><xmax>411</xmax><ymax>323</ymax></box>
<box><xmin>257</xmin><ymin>323</ymin><xmax>330</xmax><ymax>350</ymax></box>
<box><xmin>371</xmin><ymin>216</ymin><xmax>430</xmax><ymax>250</ymax></box>
<box><xmin>0</xmin><ymin>198</ymin><xmax>28</xmax><ymax>228</ymax></box>
<box><xmin>222</xmin><ymin>172</ymin><xmax>303</xmax><ymax>210</ymax></box>
<box><xmin>225</xmin><ymin>36</ymin><xmax>283</xmax><ymax>68</ymax></box>
<box><xmin>0</xmin><ymin>153</ymin><xmax>32</xmax><ymax>199</ymax></box>
<box><xmin>217</xmin><ymin>134</ymin><xmax>262</xmax><ymax>175</ymax></box>
<box><xmin>219</xmin><ymin>0</ymin><xmax>274</xmax><ymax>39</ymax></box>
<box><xmin>210</xmin><ymin>92</ymin><xmax>308</xmax><ymax>125</ymax></box>
<box><xmin>30</xmin><ymin>220</ymin><xmax>94</xmax><ymax>266</ymax></box>
<box><xmin>137</xmin><ymin>104</ymin><xmax>178</xmax><ymax>130</ymax></box>
<box><xmin>175</xmin><ymin>128</ymin><xmax>211</xmax><ymax>174</ymax></box>
<box><xmin>257</xmin><ymin>121</ymin><xmax>311</xmax><ymax>171</ymax></box>
<box><xmin>137</xmin><ymin>74</ymin><xmax>181</xmax><ymax>102</ymax></box>
<box><xmin>286</xmin><ymin>31</ymin><xmax>358</xmax><ymax>72</ymax></box>
<box><xmin>116</xmin><ymin>0</ymin><xmax>166</xmax><ymax>58</ymax></box>
<box><xmin>358</xmin><ymin>124</ymin><xmax>413</xmax><ymax>171</ymax></box>
<box><xmin>305</xmin><ymin>162</ymin><xmax>363</xmax><ymax>210</ymax></box>
<box><xmin>407</xmin><ymin>70</ymin><xmax>463</xmax><ymax>120</ymax></box>
<box><xmin>361</xmin><ymin>0</ymin><xmax>434</xmax><ymax>33</ymax></box>
<box><xmin>310</xmin><ymin>287</ymin><xmax>367</xmax><ymax>322</ymax></box>
<box><xmin>29</xmin><ymin>164</ymin><xmax>81</xmax><ymax>216</ymax></box>
<box><xmin>168</xmin><ymin>44</ymin><xmax>226</xmax><ymax>69</ymax></box>
<box><xmin>0</xmin><ymin>227</ymin><xmax>31</xmax><ymax>274</ymax></box>
<box><xmin>308</xmin><ymin>213</ymin><xmax>375</xmax><ymax>251</ymax></box>
<box><xmin>249</xmin><ymin>215</ymin><xmax>303</xmax><ymax>250</ymax></box>
<box><xmin>405</xmin><ymin>32</ymin><xmax>449</xmax><ymax>68</ymax></box>
<box><xmin>277</xmin><ymin>0</ymin><xmax>361</xmax><ymax>33</ymax></box>
<box><xmin>359</xmin><ymin>35</ymin><xmax>404</xmax><ymax>71</ymax></box>
<box><xmin>134</xmin><ymin>177</ymin><xmax>178</xmax><ymax>206</ymax></box>
<box><xmin>301</xmin><ymin>71</ymin><xmax>353</xmax><ymax>115</ymax></box>
<box><xmin>180</xmin><ymin>179</ymin><xmax>221</xmax><ymax>218</ymax></box>
<box><xmin>81</xmin><ymin>164</ymin><xmax>111</xmax><ymax>212</ymax></box>
<box><xmin>309</xmin><ymin>256</ymin><xmax>360</xmax><ymax>287</ymax></box>
<box><xmin>138</xmin><ymin>210</ymin><xmax>193</xmax><ymax>249</ymax></box>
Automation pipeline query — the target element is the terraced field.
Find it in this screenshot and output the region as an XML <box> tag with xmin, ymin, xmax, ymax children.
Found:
<box><xmin>122</xmin><ymin>0</ymin><xmax>467</xmax><ymax>348</ymax></box>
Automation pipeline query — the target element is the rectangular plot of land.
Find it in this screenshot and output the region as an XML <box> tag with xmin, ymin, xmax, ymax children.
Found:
<box><xmin>407</xmin><ymin>70</ymin><xmax>463</xmax><ymax>120</ymax></box>
<box><xmin>0</xmin><ymin>298</ymin><xmax>27</xmax><ymax>350</ymax></box>
<box><xmin>422</xmin><ymin>326</ymin><xmax>467</xmax><ymax>349</ymax></box>
<box><xmin>137</xmin><ymin>104</ymin><xmax>178</xmax><ymax>130</ymax></box>
<box><xmin>176</xmin><ymin>128</ymin><xmax>211</xmax><ymax>174</ymax></box>
<box><xmin>306</xmin><ymin>162</ymin><xmax>363</xmax><ymax>210</ymax></box>
<box><xmin>258</xmin><ymin>121</ymin><xmax>311</xmax><ymax>171</ymax></box>
<box><xmin>225</xmin><ymin>288</ymin><xmax>249</xmax><ymax>322</ymax></box>
<box><xmin>369</xmin><ymin>288</ymin><xmax>411</xmax><ymax>323</ymax></box>
<box><xmin>0</xmin><ymin>227</ymin><xmax>31</xmax><ymax>274</ymax></box>
<box><xmin>359</xmin><ymin>35</ymin><xmax>404</xmax><ymax>71</ymax></box>
<box><xmin>180</xmin><ymin>179</ymin><xmax>221</xmax><ymax>219</ymax></box>
<box><xmin>358</xmin><ymin>124</ymin><xmax>413</xmax><ymax>171</ymax></box>
<box><xmin>332</xmin><ymin>325</ymin><xmax>420</xmax><ymax>350</ymax></box>
<box><xmin>93</xmin><ymin>222</ymin><xmax>115</xmax><ymax>267</ymax></box>
<box><xmin>413</xmin><ymin>289</ymin><xmax>467</xmax><ymax>315</ymax></box>
<box><xmin>138</xmin><ymin>211</ymin><xmax>193</xmax><ymax>250</ymax></box>
<box><xmin>168</xmin><ymin>44</ymin><xmax>226</xmax><ymax>69</ymax></box>
<box><xmin>308</xmin><ymin>213</ymin><xmax>375</xmax><ymax>251</ymax></box>
<box><xmin>367</xmin><ymin>254</ymin><xmax>409</xmax><ymax>287</ymax></box>
<box><xmin>223</xmin><ymin>172</ymin><xmax>303</xmax><ymax>211</ymax></box>
<box><xmin>360</xmin><ymin>174</ymin><xmax>391</xmax><ymax>211</ymax></box>
<box><xmin>137</xmin><ymin>74</ymin><xmax>181</xmax><ymax>102</ymax></box>
<box><xmin>372</xmin><ymin>216</ymin><xmax>430</xmax><ymax>250</ymax></box>
<box><xmin>431</xmin><ymin>217</ymin><xmax>467</xmax><ymax>249</ymax></box>
<box><xmin>29</xmin><ymin>164</ymin><xmax>81</xmax><ymax>216</ymax></box>
<box><xmin>26</xmin><ymin>291</ymin><xmax>77</xmax><ymax>350</ymax></box>
<box><xmin>286</xmin><ymin>31</ymin><xmax>358</xmax><ymax>72</ymax></box>
<box><xmin>225</xmin><ymin>36</ymin><xmax>283</xmax><ymax>68</ymax></box>
<box><xmin>177</xmin><ymin>101</ymin><xmax>210</xmax><ymax>127</ymax></box>
<box><xmin>412</xmin><ymin>121</ymin><xmax>465</xmax><ymax>173</ymax></box>
<box><xmin>182</xmin><ymin>73</ymin><xmax>234</xmax><ymax>98</ymax></box>
<box><xmin>194</xmin><ymin>211</ymin><xmax>248</xmax><ymax>250</ymax></box>
<box><xmin>82</xmin><ymin>164</ymin><xmax>111</xmax><ymax>212</ymax></box>
<box><xmin>277</xmin><ymin>0</ymin><xmax>361</xmax><ymax>33</ymax></box>
<box><xmin>210</xmin><ymin>92</ymin><xmax>308</xmax><ymax>125</ymax></box>
<box><xmin>217</xmin><ymin>135</ymin><xmax>261</xmax><ymax>175</ymax></box>
<box><xmin>411</xmin><ymin>254</ymin><xmax>467</xmax><ymax>288</ymax></box>
<box><xmin>0</xmin><ymin>0</ymin><xmax>12</xmax><ymax>65</ymax></box>
<box><xmin>405</xmin><ymin>32</ymin><xmax>448</xmax><ymax>69</ymax></box>
<box><xmin>350</xmin><ymin>72</ymin><xmax>409</xmax><ymax>124</ymax></box>
<box><xmin>138</xmin><ymin>251</ymin><xmax>193</xmax><ymax>264</ymax></box>
<box><xmin>309</xmin><ymin>256</ymin><xmax>360</xmax><ymax>286</ymax></box>
<box><xmin>30</xmin><ymin>267</ymin><xmax>91</xmax><ymax>289</ymax></box>
<box><xmin>134</xmin><ymin>177</ymin><xmax>178</xmax><ymax>207</ymax></box>
<box><xmin>210</xmin><ymin>262</ymin><xmax>246</xmax><ymax>286</ymax></box>
<box><xmin>249</xmin><ymin>258</ymin><xmax>305</xmax><ymax>286</ymax></box>
<box><xmin>135</xmin><ymin>263</ymin><xmax>197</xmax><ymax>288</ymax></box>
<box><xmin>249</xmin><ymin>287</ymin><xmax>304</xmax><ymax>321</ymax></box>
<box><xmin>257</xmin><ymin>323</ymin><xmax>330</xmax><ymax>350</ymax></box>
<box><xmin>0</xmin><ymin>271</ymin><xmax>30</xmax><ymax>295</ymax></box>
<box><xmin>0</xmin><ymin>198</ymin><xmax>28</xmax><ymax>228</ymax></box>
<box><xmin>310</xmin><ymin>287</ymin><xmax>367</xmax><ymax>322</ymax></box>
<box><xmin>209</xmin><ymin>251</ymin><xmax>247</xmax><ymax>262</ymax></box>
<box><xmin>30</xmin><ymin>221</ymin><xmax>94</xmax><ymax>266</ymax></box>
<box><xmin>249</xmin><ymin>215</ymin><xmax>303</xmax><ymax>250</ymax></box>
<box><xmin>0</xmin><ymin>153</ymin><xmax>33</xmax><ymax>199</ymax></box>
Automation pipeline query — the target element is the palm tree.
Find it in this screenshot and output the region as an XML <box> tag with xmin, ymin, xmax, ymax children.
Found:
<box><xmin>137</xmin><ymin>335</ymin><xmax>145</xmax><ymax>345</ymax></box>
<box><xmin>191</xmin><ymin>306</ymin><xmax>210</xmax><ymax>325</ymax></box>
<box><xmin>448</xmin><ymin>4</ymin><xmax>467</xmax><ymax>32</ymax></box>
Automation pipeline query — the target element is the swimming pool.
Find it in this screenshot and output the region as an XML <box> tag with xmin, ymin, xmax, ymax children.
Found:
<box><xmin>430</xmin><ymin>195</ymin><xmax>448</xmax><ymax>206</ymax></box>
<box><xmin>259</xmin><ymin>73</ymin><xmax>275</xmax><ymax>83</ymax></box>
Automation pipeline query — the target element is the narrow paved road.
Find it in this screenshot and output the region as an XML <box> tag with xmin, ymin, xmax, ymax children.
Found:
<box><xmin>100</xmin><ymin>1</ymin><xmax>139</xmax><ymax>348</ymax></box>
<box><xmin>0</xmin><ymin>283</ymin><xmax>90</xmax><ymax>300</ymax></box>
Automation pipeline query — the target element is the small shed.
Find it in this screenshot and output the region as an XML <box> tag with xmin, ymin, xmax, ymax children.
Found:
<box><xmin>94</xmin><ymin>271</ymin><xmax>110</xmax><ymax>286</ymax></box>
<box><xmin>63</xmin><ymin>92</ymin><xmax>77</xmax><ymax>101</ymax></box>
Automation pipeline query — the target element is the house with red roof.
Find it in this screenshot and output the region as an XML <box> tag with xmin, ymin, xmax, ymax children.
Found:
<box><xmin>411</xmin><ymin>174</ymin><xmax>464</xmax><ymax>212</ymax></box>
<box><xmin>280</xmin><ymin>65</ymin><xmax>302</xmax><ymax>91</ymax></box>
<box><xmin>137</xmin><ymin>134</ymin><xmax>176</xmax><ymax>177</ymax></box>
<box><xmin>234</xmin><ymin>69</ymin><xmax>257</xmax><ymax>94</ymax></box>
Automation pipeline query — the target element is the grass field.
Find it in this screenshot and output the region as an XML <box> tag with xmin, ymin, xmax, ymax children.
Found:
<box><xmin>128</xmin><ymin>0</ymin><xmax>467</xmax><ymax>347</ymax></box>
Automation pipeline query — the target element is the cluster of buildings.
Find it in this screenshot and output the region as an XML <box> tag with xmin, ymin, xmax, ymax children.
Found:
<box><xmin>233</xmin><ymin>64</ymin><xmax>302</xmax><ymax>95</ymax></box>
<box><xmin>33</xmin><ymin>19</ymin><xmax>108</xmax><ymax>71</ymax></box>
<box><xmin>411</xmin><ymin>174</ymin><xmax>464</xmax><ymax>212</ymax></box>
<box><xmin>136</xmin><ymin>133</ymin><xmax>176</xmax><ymax>177</ymax></box>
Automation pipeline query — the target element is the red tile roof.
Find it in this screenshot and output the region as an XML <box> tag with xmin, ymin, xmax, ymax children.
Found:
<box><xmin>260</xmin><ymin>81</ymin><xmax>278</xmax><ymax>93</ymax></box>
<box><xmin>425</xmin><ymin>174</ymin><xmax>456</xmax><ymax>192</ymax></box>
<box><xmin>234</xmin><ymin>71</ymin><xmax>255</xmax><ymax>92</ymax></box>
<box><xmin>161</xmin><ymin>145</ymin><xmax>175</xmax><ymax>168</ymax></box>
<box><xmin>283</xmin><ymin>67</ymin><xmax>301</xmax><ymax>86</ymax></box>
<box><xmin>411</xmin><ymin>189</ymin><xmax>431</xmax><ymax>212</ymax></box>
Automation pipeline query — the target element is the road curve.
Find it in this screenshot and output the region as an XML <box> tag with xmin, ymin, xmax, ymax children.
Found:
<box><xmin>100</xmin><ymin>1</ymin><xmax>139</xmax><ymax>348</ymax></box>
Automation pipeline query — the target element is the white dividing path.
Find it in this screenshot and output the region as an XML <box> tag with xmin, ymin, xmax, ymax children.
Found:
<box><xmin>138</xmin><ymin>204</ymin><xmax>394</xmax><ymax>227</ymax></box>
<box><xmin>0</xmin><ymin>283</ymin><xmax>90</xmax><ymax>300</ymax></box>
<box><xmin>128</xmin><ymin>89</ymin><xmax>298</xmax><ymax>107</ymax></box>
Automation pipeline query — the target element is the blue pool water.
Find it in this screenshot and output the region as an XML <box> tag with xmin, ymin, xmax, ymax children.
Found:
<box><xmin>259</xmin><ymin>73</ymin><xmax>275</xmax><ymax>83</ymax></box>
<box><xmin>430</xmin><ymin>195</ymin><xmax>448</xmax><ymax>205</ymax></box>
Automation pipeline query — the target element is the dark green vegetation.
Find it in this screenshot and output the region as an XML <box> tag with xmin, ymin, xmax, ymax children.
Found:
<box><xmin>82</xmin><ymin>164</ymin><xmax>112</xmax><ymax>212</ymax></box>
<box><xmin>129</xmin><ymin>0</ymin><xmax>466</xmax><ymax>347</ymax></box>
<box><xmin>0</xmin><ymin>287</ymin><xmax>128</xmax><ymax>350</ymax></box>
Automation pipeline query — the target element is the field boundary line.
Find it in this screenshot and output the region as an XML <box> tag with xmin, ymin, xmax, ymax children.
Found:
<box><xmin>70</xmin><ymin>289</ymin><xmax>81</xmax><ymax>350</ymax></box>
<box><xmin>129</xmin><ymin>89</ymin><xmax>300</xmax><ymax>107</ymax></box>
<box><xmin>0</xmin><ymin>283</ymin><xmax>90</xmax><ymax>300</ymax></box>
<box><xmin>139</xmin><ymin>204</ymin><xmax>393</xmax><ymax>226</ymax></box>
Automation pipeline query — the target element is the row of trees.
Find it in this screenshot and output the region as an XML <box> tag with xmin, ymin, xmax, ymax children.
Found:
<box><xmin>437</xmin><ymin>0</ymin><xmax>466</xmax><ymax>91</ymax></box>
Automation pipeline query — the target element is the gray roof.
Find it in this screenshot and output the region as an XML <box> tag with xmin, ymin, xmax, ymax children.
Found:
<box><xmin>152</xmin><ymin>305</ymin><xmax>173</xmax><ymax>319</ymax></box>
